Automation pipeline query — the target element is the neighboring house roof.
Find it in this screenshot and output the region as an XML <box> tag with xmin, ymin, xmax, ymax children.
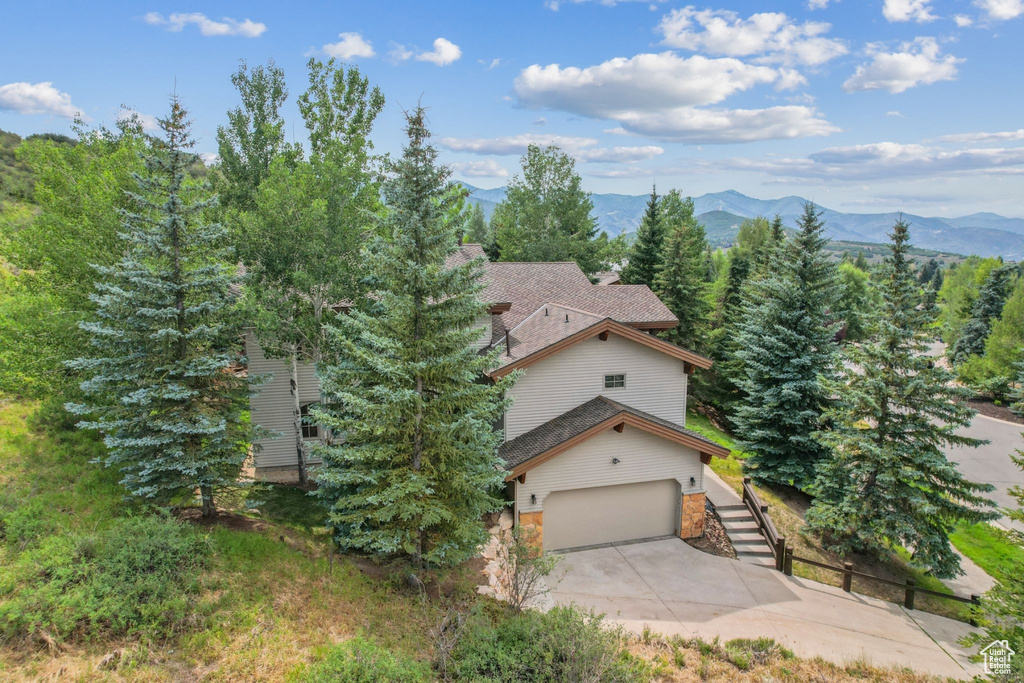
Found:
<box><xmin>499</xmin><ymin>395</ymin><xmax>731</xmax><ymax>479</ymax></box>
<box><xmin>489</xmin><ymin>316</ymin><xmax>713</xmax><ymax>376</ymax></box>
<box><xmin>594</xmin><ymin>271</ymin><xmax>621</xmax><ymax>286</ymax></box>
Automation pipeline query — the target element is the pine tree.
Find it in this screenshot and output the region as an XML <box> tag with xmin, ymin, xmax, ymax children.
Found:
<box><xmin>312</xmin><ymin>108</ymin><xmax>515</xmax><ymax>568</ymax></box>
<box><xmin>465</xmin><ymin>202</ymin><xmax>492</xmax><ymax>251</ymax></box>
<box><xmin>621</xmin><ymin>185</ymin><xmax>663</xmax><ymax>287</ymax></box>
<box><xmin>807</xmin><ymin>219</ymin><xmax>996</xmax><ymax>578</ymax></box>
<box><xmin>67</xmin><ymin>97</ymin><xmax>254</xmax><ymax>517</ymax></box>
<box><xmin>769</xmin><ymin>214</ymin><xmax>785</xmax><ymax>242</ymax></box>
<box><xmin>732</xmin><ymin>203</ymin><xmax>840</xmax><ymax>489</ymax></box>
<box><xmin>854</xmin><ymin>251</ymin><xmax>869</xmax><ymax>271</ymax></box>
<box><xmin>653</xmin><ymin>191</ymin><xmax>709</xmax><ymax>353</ymax></box>
<box><xmin>951</xmin><ymin>264</ymin><xmax>1016</xmax><ymax>364</ymax></box>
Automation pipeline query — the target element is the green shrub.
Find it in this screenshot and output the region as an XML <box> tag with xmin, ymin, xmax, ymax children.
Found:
<box><xmin>723</xmin><ymin>637</ymin><xmax>794</xmax><ymax>670</ymax></box>
<box><xmin>0</xmin><ymin>513</ymin><xmax>209</xmax><ymax>644</ymax></box>
<box><xmin>451</xmin><ymin>604</ymin><xmax>653</xmax><ymax>682</ymax></box>
<box><xmin>297</xmin><ymin>636</ymin><xmax>433</xmax><ymax>683</ymax></box>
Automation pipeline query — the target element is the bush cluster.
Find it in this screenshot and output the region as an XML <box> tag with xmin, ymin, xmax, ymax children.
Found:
<box><xmin>448</xmin><ymin>604</ymin><xmax>652</xmax><ymax>683</ymax></box>
<box><xmin>297</xmin><ymin>636</ymin><xmax>433</xmax><ymax>682</ymax></box>
<box><xmin>0</xmin><ymin>513</ymin><xmax>209</xmax><ymax>644</ymax></box>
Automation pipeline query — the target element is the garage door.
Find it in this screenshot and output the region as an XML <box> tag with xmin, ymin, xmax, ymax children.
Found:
<box><xmin>542</xmin><ymin>479</ymin><xmax>679</xmax><ymax>551</ymax></box>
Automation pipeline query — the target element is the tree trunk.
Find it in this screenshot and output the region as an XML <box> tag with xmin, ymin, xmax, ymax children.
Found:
<box><xmin>291</xmin><ymin>351</ymin><xmax>308</xmax><ymax>487</ymax></box>
<box><xmin>200</xmin><ymin>485</ymin><xmax>215</xmax><ymax>518</ymax></box>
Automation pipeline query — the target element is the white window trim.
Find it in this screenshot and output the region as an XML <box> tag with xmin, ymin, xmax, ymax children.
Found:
<box><xmin>603</xmin><ymin>373</ymin><xmax>626</xmax><ymax>389</ymax></box>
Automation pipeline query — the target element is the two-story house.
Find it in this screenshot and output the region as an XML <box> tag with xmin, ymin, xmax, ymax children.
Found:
<box><xmin>247</xmin><ymin>244</ymin><xmax>728</xmax><ymax>552</ymax></box>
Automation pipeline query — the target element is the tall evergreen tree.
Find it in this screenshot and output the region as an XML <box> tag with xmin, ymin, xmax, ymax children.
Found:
<box><xmin>769</xmin><ymin>214</ymin><xmax>785</xmax><ymax>242</ymax></box>
<box><xmin>312</xmin><ymin>108</ymin><xmax>515</xmax><ymax>568</ymax></box>
<box><xmin>951</xmin><ymin>264</ymin><xmax>1016</xmax><ymax>364</ymax></box>
<box><xmin>732</xmin><ymin>203</ymin><xmax>840</xmax><ymax>488</ymax></box>
<box><xmin>465</xmin><ymin>201</ymin><xmax>492</xmax><ymax>252</ymax></box>
<box><xmin>67</xmin><ymin>98</ymin><xmax>254</xmax><ymax>517</ymax></box>
<box><xmin>807</xmin><ymin>219</ymin><xmax>995</xmax><ymax>577</ymax></box>
<box><xmin>621</xmin><ymin>185</ymin><xmax>663</xmax><ymax>287</ymax></box>
<box><xmin>653</xmin><ymin>191</ymin><xmax>709</xmax><ymax>353</ymax></box>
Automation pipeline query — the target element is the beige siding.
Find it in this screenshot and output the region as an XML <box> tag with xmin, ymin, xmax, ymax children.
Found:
<box><xmin>246</xmin><ymin>332</ymin><xmax>323</xmax><ymax>469</ymax></box>
<box><xmin>505</xmin><ymin>334</ymin><xmax>688</xmax><ymax>441</ymax></box>
<box><xmin>514</xmin><ymin>425</ymin><xmax>703</xmax><ymax>515</ymax></box>
<box><xmin>473</xmin><ymin>314</ymin><xmax>492</xmax><ymax>351</ymax></box>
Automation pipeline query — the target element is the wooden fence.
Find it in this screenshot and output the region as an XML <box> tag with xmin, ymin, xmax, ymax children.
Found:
<box><xmin>740</xmin><ymin>477</ymin><xmax>981</xmax><ymax>611</ymax></box>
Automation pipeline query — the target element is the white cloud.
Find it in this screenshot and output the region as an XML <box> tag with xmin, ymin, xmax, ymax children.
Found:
<box><xmin>199</xmin><ymin>152</ymin><xmax>219</xmax><ymax>166</ymax></box>
<box><xmin>886</xmin><ymin>110</ymin><xmax>905</xmax><ymax>117</ymax></box>
<box><xmin>938</xmin><ymin>128</ymin><xmax>1024</xmax><ymax>143</ymax></box>
<box><xmin>144</xmin><ymin>12</ymin><xmax>266</xmax><ymax>38</ymax></box>
<box><xmin>545</xmin><ymin>0</ymin><xmax>666</xmax><ymax>9</ymax></box>
<box><xmin>953</xmin><ymin>14</ymin><xmax>975</xmax><ymax>26</ymax></box>
<box><xmin>439</xmin><ymin>133</ymin><xmax>664</xmax><ymax>162</ymax></box>
<box><xmin>514</xmin><ymin>51</ymin><xmax>838</xmax><ymax>143</ymax></box>
<box><xmin>610</xmin><ymin>105</ymin><xmax>839</xmax><ymax>143</ymax></box>
<box><xmin>451</xmin><ymin>160</ymin><xmax>509</xmax><ymax>178</ymax></box>
<box><xmin>416</xmin><ymin>38</ymin><xmax>462</xmax><ymax>66</ymax></box>
<box><xmin>389</xmin><ymin>43</ymin><xmax>415</xmax><ymax>63</ymax></box>
<box><xmin>390</xmin><ymin>38</ymin><xmax>462</xmax><ymax>66</ymax></box>
<box><xmin>842</xmin><ymin>37</ymin><xmax>961</xmax><ymax>94</ymax></box>
<box><xmin>0</xmin><ymin>81</ymin><xmax>84</xmax><ymax>119</ymax></box>
<box><xmin>116</xmin><ymin>108</ymin><xmax>160</xmax><ymax>133</ymax></box>
<box><xmin>882</xmin><ymin>0</ymin><xmax>937</xmax><ymax>23</ymax></box>
<box><xmin>657</xmin><ymin>8</ymin><xmax>847</xmax><ymax>67</ymax></box>
<box><xmin>478</xmin><ymin>57</ymin><xmax>502</xmax><ymax>69</ymax></box>
<box><xmin>321</xmin><ymin>32</ymin><xmax>375</xmax><ymax>59</ymax></box>
<box><xmin>974</xmin><ymin>0</ymin><xmax>1024</xmax><ymax>21</ymax></box>
<box><xmin>807</xmin><ymin>0</ymin><xmax>830</xmax><ymax>8</ymax></box>
<box><xmin>516</xmin><ymin>52</ymin><xmax>780</xmax><ymax>113</ymax></box>
<box><xmin>712</xmin><ymin>141</ymin><xmax>1024</xmax><ymax>181</ymax></box>
<box><xmin>533</xmin><ymin>117</ymin><xmax>547</xmax><ymax>125</ymax></box>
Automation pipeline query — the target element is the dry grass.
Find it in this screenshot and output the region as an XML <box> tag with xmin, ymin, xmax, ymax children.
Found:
<box><xmin>627</xmin><ymin>632</ymin><xmax>952</xmax><ymax>683</ymax></box>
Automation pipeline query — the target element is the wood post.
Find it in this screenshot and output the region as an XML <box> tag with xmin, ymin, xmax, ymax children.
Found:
<box><xmin>904</xmin><ymin>579</ymin><xmax>916</xmax><ymax>610</ymax></box>
<box><xmin>775</xmin><ymin>536</ymin><xmax>786</xmax><ymax>572</ymax></box>
<box><xmin>784</xmin><ymin>548</ymin><xmax>793</xmax><ymax>576</ymax></box>
<box><xmin>842</xmin><ymin>562</ymin><xmax>853</xmax><ymax>593</ymax></box>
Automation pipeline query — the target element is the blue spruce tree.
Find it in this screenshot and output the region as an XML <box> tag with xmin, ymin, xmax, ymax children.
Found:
<box><xmin>312</xmin><ymin>108</ymin><xmax>515</xmax><ymax>568</ymax></box>
<box><xmin>807</xmin><ymin>219</ymin><xmax>995</xmax><ymax>578</ymax></box>
<box><xmin>68</xmin><ymin>97</ymin><xmax>255</xmax><ymax>517</ymax></box>
<box><xmin>733</xmin><ymin>203</ymin><xmax>840</xmax><ymax>489</ymax></box>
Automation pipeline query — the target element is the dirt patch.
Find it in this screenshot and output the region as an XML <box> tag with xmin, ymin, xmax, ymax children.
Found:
<box><xmin>966</xmin><ymin>398</ymin><xmax>1024</xmax><ymax>425</ymax></box>
<box><xmin>685</xmin><ymin>505</ymin><xmax>736</xmax><ymax>559</ymax></box>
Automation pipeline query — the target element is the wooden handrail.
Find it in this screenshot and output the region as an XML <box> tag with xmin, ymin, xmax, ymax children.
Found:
<box><xmin>742</xmin><ymin>477</ymin><xmax>781</xmax><ymax>550</ymax></box>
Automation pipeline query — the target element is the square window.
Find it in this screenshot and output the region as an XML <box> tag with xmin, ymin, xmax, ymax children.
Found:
<box><xmin>604</xmin><ymin>374</ymin><xmax>625</xmax><ymax>389</ymax></box>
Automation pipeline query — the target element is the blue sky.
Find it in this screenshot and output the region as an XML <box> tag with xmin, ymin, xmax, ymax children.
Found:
<box><xmin>1</xmin><ymin>1</ymin><xmax>1023</xmax><ymax>217</ymax></box>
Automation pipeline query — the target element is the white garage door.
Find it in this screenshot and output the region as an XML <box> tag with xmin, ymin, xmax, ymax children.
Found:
<box><xmin>542</xmin><ymin>479</ymin><xmax>680</xmax><ymax>551</ymax></box>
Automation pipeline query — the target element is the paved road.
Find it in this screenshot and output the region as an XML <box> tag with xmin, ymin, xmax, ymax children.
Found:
<box><xmin>549</xmin><ymin>538</ymin><xmax>982</xmax><ymax>679</ymax></box>
<box><xmin>945</xmin><ymin>413</ymin><xmax>1024</xmax><ymax>532</ymax></box>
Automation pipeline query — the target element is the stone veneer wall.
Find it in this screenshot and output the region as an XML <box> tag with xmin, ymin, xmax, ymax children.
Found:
<box><xmin>519</xmin><ymin>511</ymin><xmax>544</xmax><ymax>550</ymax></box>
<box><xmin>679</xmin><ymin>491</ymin><xmax>706</xmax><ymax>539</ymax></box>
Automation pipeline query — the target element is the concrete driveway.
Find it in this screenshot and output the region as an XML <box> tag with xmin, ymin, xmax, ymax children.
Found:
<box><xmin>945</xmin><ymin>413</ymin><xmax>1024</xmax><ymax>532</ymax></box>
<box><xmin>549</xmin><ymin>538</ymin><xmax>984</xmax><ymax>680</ymax></box>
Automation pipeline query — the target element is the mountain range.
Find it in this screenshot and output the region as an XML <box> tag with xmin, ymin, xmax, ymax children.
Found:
<box><xmin>462</xmin><ymin>185</ymin><xmax>1024</xmax><ymax>260</ymax></box>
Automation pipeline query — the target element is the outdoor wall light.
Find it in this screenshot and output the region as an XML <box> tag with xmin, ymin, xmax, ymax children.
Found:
<box><xmin>530</xmin><ymin>494</ymin><xmax>536</xmax><ymax>505</ymax></box>
<box><xmin>689</xmin><ymin>476</ymin><xmax>696</xmax><ymax>486</ymax></box>
<box><xmin>611</xmin><ymin>457</ymin><xmax>620</xmax><ymax>464</ymax></box>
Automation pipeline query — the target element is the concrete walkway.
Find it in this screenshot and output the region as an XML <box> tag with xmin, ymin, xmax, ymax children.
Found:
<box><xmin>549</xmin><ymin>538</ymin><xmax>984</xmax><ymax>680</ymax></box>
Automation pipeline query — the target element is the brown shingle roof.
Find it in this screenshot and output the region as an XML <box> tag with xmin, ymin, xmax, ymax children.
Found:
<box><xmin>498</xmin><ymin>395</ymin><xmax>730</xmax><ymax>472</ymax></box>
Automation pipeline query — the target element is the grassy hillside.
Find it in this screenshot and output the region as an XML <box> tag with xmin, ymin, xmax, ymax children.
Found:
<box><xmin>0</xmin><ymin>398</ymin><xmax>955</xmax><ymax>682</ymax></box>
